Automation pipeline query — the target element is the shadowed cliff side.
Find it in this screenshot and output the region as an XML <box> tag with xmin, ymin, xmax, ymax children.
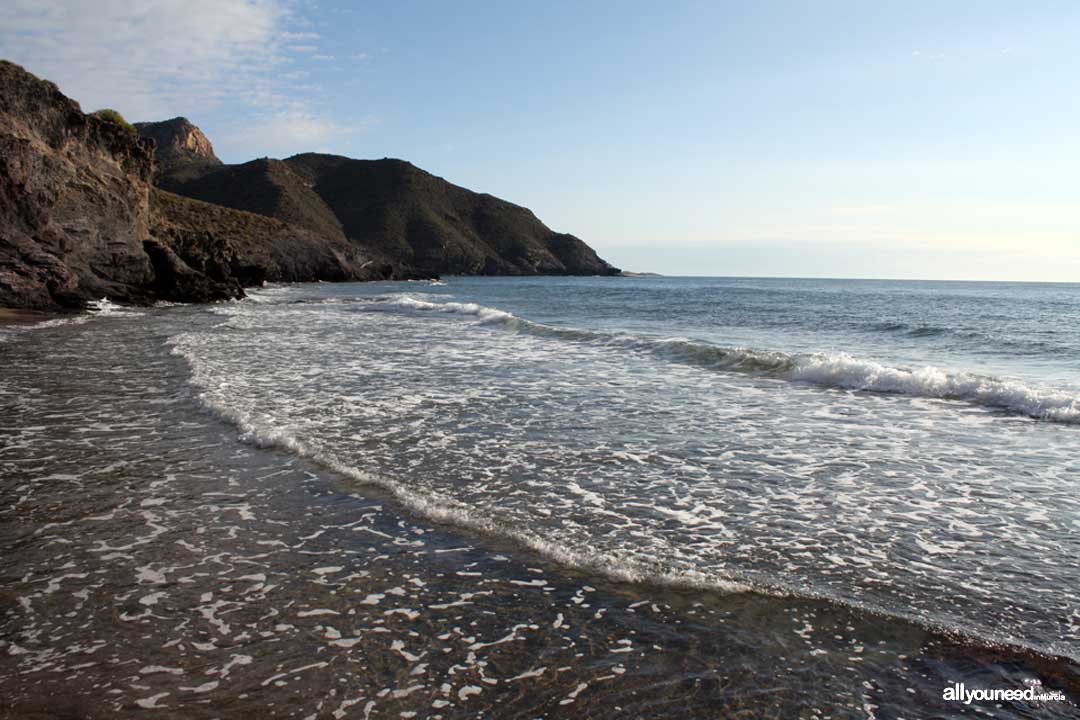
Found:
<box><xmin>0</xmin><ymin>60</ymin><xmax>162</xmax><ymax>308</ymax></box>
<box><xmin>0</xmin><ymin>61</ymin><xmax>427</xmax><ymax>310</ymax></box>
<box><xmin>149</xmin><ymin>189</ymin><xmax>426</xmax><ymax>294</ymax></box>
<box><xmin>149</xmin><ymin>143</ymin><xmax>620</xmax><ymax>278</ymax></box>
<box><xmin>286</xmin><ymin>154</ymin><xmax>620</xmax><ymax>277</ymax></box>
<box><xmin>159</xmin><ymin>157</ymin><xmax>348</xmax><ymax>243</ymax></box>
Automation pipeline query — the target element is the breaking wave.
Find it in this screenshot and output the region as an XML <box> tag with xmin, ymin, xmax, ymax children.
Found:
<box><xmin>165</xmin><ymin>323</ymin><xmax>1078</xmax><ymax>664</ymax></box>
<box><xmin>379</xmin><ymin>295</ymin><xmax>1080</xmax><ymax>424</ymax></box>
<box><xmin>86</xmin><ymin>298</ymin><xmax>145</xmax><ymax>317</ymax></box>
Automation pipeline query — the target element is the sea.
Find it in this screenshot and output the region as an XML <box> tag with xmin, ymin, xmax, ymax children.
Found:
<box><xmin>1</xmin><ymin>276</ymin><xmax>1077</xmax><ymax>718</ymax></box>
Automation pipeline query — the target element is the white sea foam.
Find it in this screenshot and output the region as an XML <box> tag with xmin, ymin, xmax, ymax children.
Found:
<box><xmin>787</xmin><ymin>352</ymin><xmax>1080</xmax><ymax>423</ymax></box>
<box><xmin>1</xmin><ymin>299</ymin><xmax>141</xmax><ymax>341</ymax></box>
<box><xmin>377</xmin><ymin>295</ymin><xmax>1080</xmax><ymax>424</ymax></box>
<box><xmin>167</xmin><ymin>335</ymin><xmax>750</xmax><ymax>595</ymax></box>
<box><xmin>160</xmin><ymin>291</ymin><xmax>1080</xmax><ymax>661</ymax></box>
<box><xmin>26</xmin><ymin>315</ymin><xmax>92</xmax><ymax>330</ymax></box>
<box><xmin>0</xmin><ymin>314</ymin><xmax>89</xmax><ymax>343</ymax></box>
<box><xmin>389</xmin><ymin>296</ymin><xmax>516</xmax><ymax>324</ymax></box>
<box><xmin>86</xmin><ymin>298</ymin><xmax>144</xmax><ymax>317</ymax></box>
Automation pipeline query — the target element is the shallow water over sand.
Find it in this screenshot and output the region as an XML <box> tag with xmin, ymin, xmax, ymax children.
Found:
<box><xmin>1</xmin><ymin>281</ymin><xmax>1078</xmax><ymax>718</ymax></box>
<box><xmin>173</xmin><ymin>279</ymin><xmax>1080</xmax><ymax>660</ymax></box>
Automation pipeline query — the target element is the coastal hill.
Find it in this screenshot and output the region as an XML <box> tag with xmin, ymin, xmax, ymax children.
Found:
<box><xmin>0</xmin><ymin>61</ymin><xmax>420</xmax><ymax>309</ymax></box>
<box><xmin>0</xmin><ymin>59</ymin><xmax>160</xmax><ymax>309</ymax></box>
<box><xmin>0</xmin><ymin>60</ymin><xmax>618</xmax><ymax>310</ymax></box>
<box><xmin>156</xmin><ymin>156</ymin><xmax>350</xmax><ymax>243</ymax></box>
<box><xmin>152</xmin><ymin>145</ymin><xmax>618</xmax><ymax>277</ymax></box>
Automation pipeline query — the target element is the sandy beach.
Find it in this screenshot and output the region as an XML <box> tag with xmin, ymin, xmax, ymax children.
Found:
<box><xmin>1</xmin><ymin>292</ymin><xmax>1077</xmax><ymax>718</ymax></box>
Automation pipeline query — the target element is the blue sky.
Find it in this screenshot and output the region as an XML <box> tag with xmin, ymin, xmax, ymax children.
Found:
<box><xmin>2</xmin><ymin>1</ymin><xmax>1078</xmax><ymax>280</ymax></box>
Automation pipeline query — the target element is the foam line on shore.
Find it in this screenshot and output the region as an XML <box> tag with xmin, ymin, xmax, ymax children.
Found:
<box><xmin>166</xmin><ymin>331</ymin><xmax>1078</xmax><ymax>667</ymax></box>
<box><xmin>167</xmin><ymin>335</ymin><xmax>750</xmax><ymax>595</ymax></box>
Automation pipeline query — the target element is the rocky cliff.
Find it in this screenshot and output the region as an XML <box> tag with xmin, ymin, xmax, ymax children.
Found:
<box><xmin>0</xmin><ymin>60</ymin><xmax>160</xmax><ymax>308</ymax></box>
<box><xmin>134</xmin><ymin>117</ymin><xmax>221</xmax><ymax>180</ymax></box>
<box><xmin>0</xmin><ymin>60</ymin><xmax>618</xmax><ymax>310</ymax></box>
<box><xmin>149</xmin><ymin>188</ymin><xmax>424</xmax><ymax>291</ymax></box>
<box><xmin>0</xmin><ymin>61</ymin><xmax>424</xmax><ymax>309</ymax></box>
<box><xmin>285</xmin><ymin>154</ymin><xmax>619</xmax><ymax>277</ymax></box>
<box><xmin>159</xmin><ymin>157</ymin><xmax>348</xmax><ymax>242</ymax></box>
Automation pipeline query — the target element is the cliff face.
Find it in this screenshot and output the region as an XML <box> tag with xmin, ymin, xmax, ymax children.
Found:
<box><xmin>134</xmin><ymin>117</ymin><xmax>221</xmax><ymax>180</ymax></box>
<box><xmin>160</xmin><ymin>157</ymin><xmax>348</xmax><ymax>243</ymax></box>
<box><xmin>0</xmin><ymin>60</ymin><xmax>160</xmax><ymax>308</ymax></box>
<box><xmin>149</xmin><ymin>189</ymin><xmax>427</xmax><ymax>290</ymax></box>
<box><xmin>0</xmin><ymin>60</ymin><xmax>618</xmax><ymax>309</ymax></box>
<box><xmin>0</xmin><ymin>61</ymin><xmax>414</xmax><ymax>310</ymax></box>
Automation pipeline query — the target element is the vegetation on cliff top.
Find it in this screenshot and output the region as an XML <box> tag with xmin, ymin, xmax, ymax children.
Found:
<box><xmin>91</xmin><ymin>108</ymin><xmax>137</xmax><ymax>136</ymax></box>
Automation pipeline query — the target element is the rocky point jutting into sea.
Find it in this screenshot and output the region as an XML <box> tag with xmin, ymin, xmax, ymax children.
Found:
<box><xmin>0</xmin><ymin>60</ymin><xmax>618</xmax><ymax>311</ymax></box>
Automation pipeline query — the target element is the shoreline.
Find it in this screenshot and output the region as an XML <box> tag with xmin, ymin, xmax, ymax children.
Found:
<box><xmin>1</xmin><ymin>299</ymin><xmax>1077</xmax><ymax>718</ymax></box>
<box><xmin>0</xmin><ymin>308</ymin><xmax>67</xmax><ymax>325</ymax></box>
<box><xmin>6</xmin><ymin>296</ymin><xmax>1078</xmax><ymax>672</ymax></box>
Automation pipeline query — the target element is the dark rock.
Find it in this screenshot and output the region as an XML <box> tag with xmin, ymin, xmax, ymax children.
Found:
<box><xmin>1</xmin><ymin>62</ymin><xmax>259</xmax><ymax>308</ymax></box>
<box><xmin>0</xmin><ymin>59</ymin><xmax>615</xmax><ymax>311</ymax></box>
<box><xmin>149</xmin><ymin>188</ymin><xmax>429</xmax><ymax>284</ymax></box>
<box><xmin>142</xmin><ymin>237</ymin><xmax>242</xmax><ymax>304</ymax></box>
<box><xmin>157</xmin><ymin>149</ymin><xmax>620</xmax><ymax>278</ymax></box>
<box><xmin>159</xmin><ymin>157</ymin><xmax>347</xmax><ymax>242</ymax></box>
<box><xmin>0</xmin><ymin>60</ymin><xmax>159</xmax><ymax>309</ymax></box>
<box><xmin>283</xmin><ymin>154</ymin><xmax>620</xmax><ymax>277</ymax></box>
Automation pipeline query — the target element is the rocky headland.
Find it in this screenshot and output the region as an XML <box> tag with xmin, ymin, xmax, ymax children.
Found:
<box><xmin>0</xmin><ymin>60</ymin><xmax>618</xmax><ymax>310</ymax></box>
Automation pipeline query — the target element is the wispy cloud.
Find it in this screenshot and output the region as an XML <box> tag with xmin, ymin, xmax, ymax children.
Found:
<box><xmin>219</xmin><ymin>109</ymin><xmax>377</xmax><ymax>159</ymax></box>
<box><xmin>281</xmin><ymin>31</ymin><xmax>320</xmax><ymax>42</ymax></box>
<box><xmin>0</xmin><ymin>0</ymin><xmax>305</xmax><ymax>117</ymax></box>
<box><xmin>0</xmin><ymin>0</ymin><xmax>354</xmax><ymax>160</ymax></box>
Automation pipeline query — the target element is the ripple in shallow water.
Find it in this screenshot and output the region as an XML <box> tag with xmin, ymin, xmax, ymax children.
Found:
<box><xmin>170</xmin><ymin>292</ymin><xmax>1080</xmax><ymax>662</ymax></box>
<box><xmin>0</xmin><ymin>296</ymin><xmax>1077</xmax><ymax>718</ymax></box>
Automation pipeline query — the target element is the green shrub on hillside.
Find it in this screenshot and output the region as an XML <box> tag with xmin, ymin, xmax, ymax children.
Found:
<box><xmin>91</xmin><ymin>108</ymin><xmax>137</xmax><ymax>136</ymax></box>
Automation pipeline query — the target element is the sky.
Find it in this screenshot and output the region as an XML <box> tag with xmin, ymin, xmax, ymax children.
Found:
<box><xmin>1</xmin><ymin>1</ymin><xmax>1078</xmax><ymax>281</ymax></box>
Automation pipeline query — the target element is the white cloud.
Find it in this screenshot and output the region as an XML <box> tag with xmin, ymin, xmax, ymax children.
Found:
<box><xmin>218</xmin><ymin>109</ymin><xmax>375</xmax><ymax>159</ymax></box>
<box><xmin>0</xmin><ymin>0</ymin><xmax>329</xmax><ymax>126</ymax></box>
<box><xmin>0</xmin><ymin>0</ymin><xmax>364</xmax><ymax>160</ymax></box>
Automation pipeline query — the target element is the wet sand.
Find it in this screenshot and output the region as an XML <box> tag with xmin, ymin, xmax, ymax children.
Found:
<box><xmin>0</xmin><ymin>308</ymin><xmax>64</xmax><ymax>325</ymax></box>
<box><xmin>0</xmin><ymin>311</ymin><xmax>1077</xmax><ymax>719</ymax></box>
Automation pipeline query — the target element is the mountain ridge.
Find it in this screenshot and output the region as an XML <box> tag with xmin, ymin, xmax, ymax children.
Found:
<box><xmin>144</xmin><ymin>129</ymin><xmax>619</xmax><ymax>278</ymax></box>
<box><xmin>0</xmin><ymin>59</ymin><xmax>619</xmax><ymax>310</ymax></box>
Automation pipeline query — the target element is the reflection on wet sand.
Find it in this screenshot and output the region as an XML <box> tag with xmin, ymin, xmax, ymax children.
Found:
<box><xmin>0</xmin><ymin>310</ymin><xmax>1076</xmax><ymax>719</ymax></box>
